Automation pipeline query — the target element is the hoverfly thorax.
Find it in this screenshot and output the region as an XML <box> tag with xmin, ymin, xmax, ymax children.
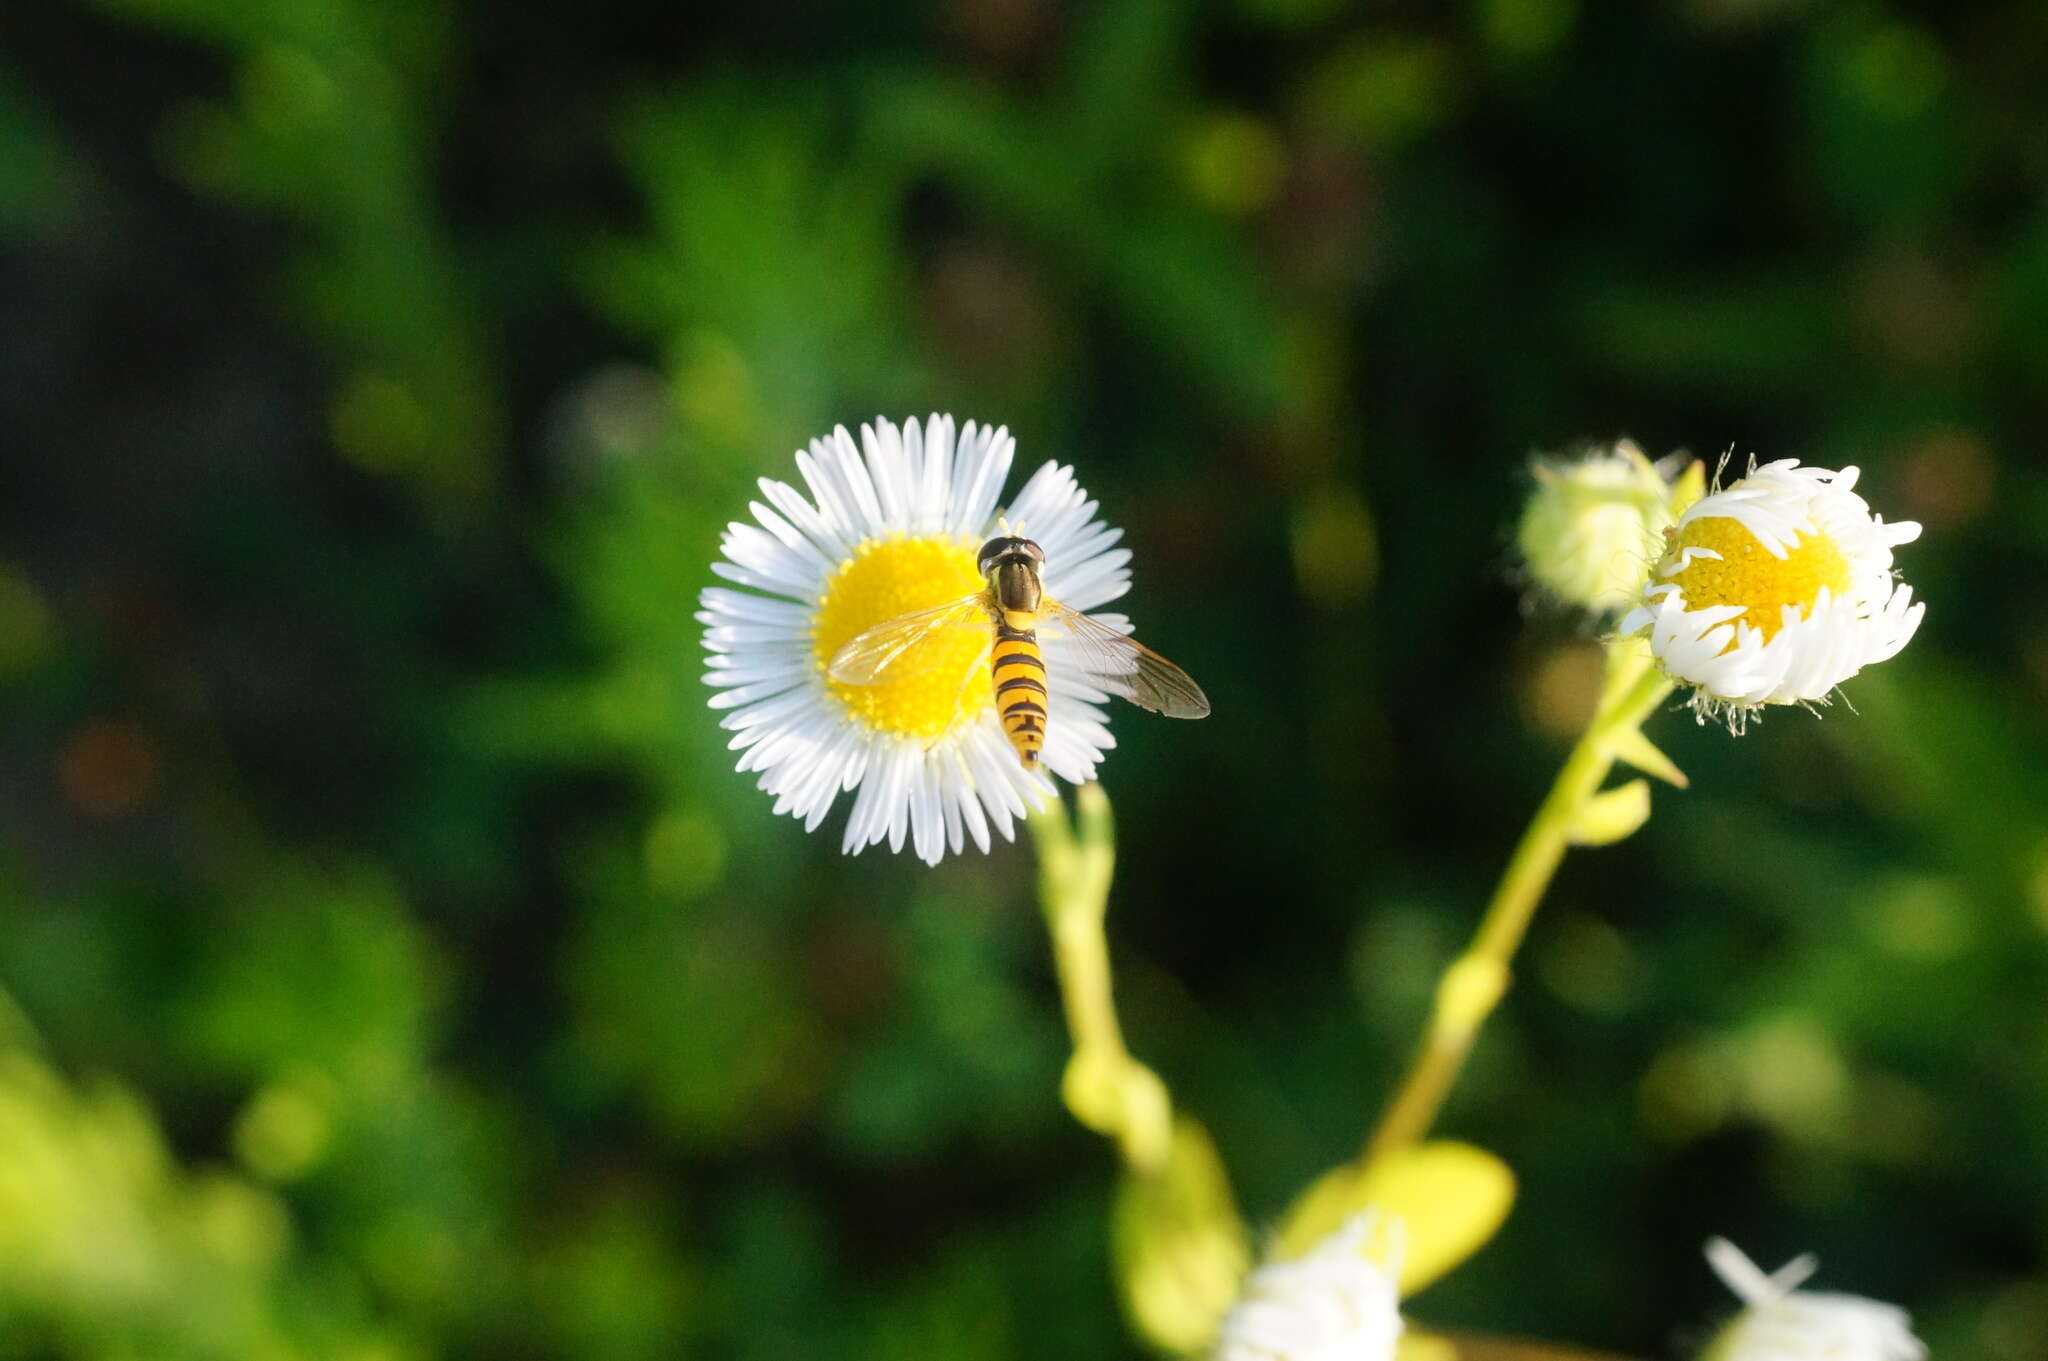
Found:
<box><xmin>978</xmin><ymin>535</ymin><xmax>1045</xmax><ymax>615</ymax></box>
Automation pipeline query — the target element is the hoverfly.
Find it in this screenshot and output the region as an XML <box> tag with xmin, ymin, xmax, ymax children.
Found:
<box><xmin>827</xmin><ymin>535</ymin><xmax>1210</xmax><ymax>770</ymax></box>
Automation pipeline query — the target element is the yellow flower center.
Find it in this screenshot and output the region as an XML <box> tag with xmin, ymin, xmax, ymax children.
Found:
<box><xmin>1667</xmin><ymin>516</ymin><xmax>1853</xmax><ymax>640</ymax></box>
<box><xmin>811</xmin><ymin>535</ymin><xmax>993</xmax><ymax>739</ymax></box>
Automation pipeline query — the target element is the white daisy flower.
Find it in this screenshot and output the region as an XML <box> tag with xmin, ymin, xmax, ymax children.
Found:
<box><xmin>699</xmin><ymin>414</ymin><xmax>1134</xmax><ymax>866</ymax></box>
<box><xmin>1703</xmin><ymin>1237</ymin><xmax>1926</xmax><ymax>1361</ymax></box>
<box><xmin>1213</xmin><ymin>1215</ymin><xmax>1404</xmax><ymax>1361</ymax></box>
<box><xmin>1618</xmin><ymin>459</ymin><xmax>1924</xmax><ymax>729</ymax></box>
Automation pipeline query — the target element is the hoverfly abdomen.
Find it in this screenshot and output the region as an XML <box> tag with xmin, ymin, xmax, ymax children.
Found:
<box><xmin>991</xmin><ymin>617</ymin><xmax>1047</xmax><ymax>768</ymax></box>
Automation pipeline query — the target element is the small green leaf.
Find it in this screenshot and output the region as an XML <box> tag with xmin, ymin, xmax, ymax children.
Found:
<box><xmin>1607</xmin><ymin>727</ymin><xmax>1688</xmax><ymax>788</ymax></box>
<box><xmin>1669</xmin><ymin>458</ymin><xmax>1708</xmax><ymax>516</ymax></box>
<box><xmin>1273</xmin><ymin>1141</ymin><xmax>1515</xmax><ymax>1296</ymax></box>
<box><xmin>1113</xmin><ymin>1116</ymin><xmax>1252</xmax><ymax>1356</ymax></box>
<box><xmin>1567</xmin><ymin>779</ymin><xmax>1652</xmax><ymax>846</ymax></box>
<box><xmin>1396</xmin><ymin>1334</ymin><xmax>1462</xmax><ymax>1361</ymax></box>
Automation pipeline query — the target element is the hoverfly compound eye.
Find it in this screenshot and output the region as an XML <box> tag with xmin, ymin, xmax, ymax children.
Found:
<box><xmin>1019</xmin><ymin>539</ymin><xmax>1046</xmax><ymax>563</ymax></box>
<box><xmin>976</xmin><ymin>536</ymin><xmax>1013</xmax><ymax>571</ymax></box>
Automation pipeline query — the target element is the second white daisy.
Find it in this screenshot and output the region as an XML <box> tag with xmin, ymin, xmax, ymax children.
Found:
<box><xmin>1213</xmin><ymin>1214</ymin><xmax>1404</xmax><ymax>1361</ymax></box>
<box><xmin>1702</xmin><ymin>1237</ymin><xmax>1926</xmax><ymax>1361</ymax></box>
<box><xmin>700</xmin><ymin>415</ymin><xmax>1144</xmax><ymax>866</ymax></box>
<box><xmin>1619</xmin><ymin>459</ymin><xmax>1924</xmax><ymax>726</ymax></box>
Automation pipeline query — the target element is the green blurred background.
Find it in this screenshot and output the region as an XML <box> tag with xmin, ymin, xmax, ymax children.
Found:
<box><xmin>3</xmin><ymin>0</ymin><xmax>2045</xmax><ymax>1356</ymax></box>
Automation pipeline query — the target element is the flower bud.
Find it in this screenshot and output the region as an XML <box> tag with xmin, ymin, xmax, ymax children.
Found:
<box><xmin>1517</xmin><ymin>441</ymin><xmax>1676</xmax><ymax>614</ymax></box>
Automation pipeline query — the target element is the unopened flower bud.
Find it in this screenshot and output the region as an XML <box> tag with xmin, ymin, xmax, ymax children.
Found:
<box><xmin>1517</xmin><ymin>441</ymin><xmax>1675</xmax><ymax>614</ymax></box>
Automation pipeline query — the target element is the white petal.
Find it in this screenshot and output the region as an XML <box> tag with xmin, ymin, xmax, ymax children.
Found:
<box><xmin>1003</xmin><ymin>460</ymin><xmax>1081</xmax><ymax>536</ymax></box>
<box><xmin>862</xmin><ymin>418</ymin><xmax>911</xmax><ymax>529</ymax></box>
<box><xmin>758</xmin><ymin>474</ymin><xmax>852</xmax><ymax>563</ymax></box>
<box><xmin>699</xmin><ymin>587</ymin><xmax>812</xmax><ymax>625</ymax></box>
<box><xmin>913</xmin><ymin>414</ymin><xmax>950</xmax><ymax>534</ymax></box>
<box><xmin>828</xmin><ymin>426</ymin><xmax>887</xmax><ymax>538</ymax></box>
<box><xmin>910</xmin><ymin>751</ymin><xmax>946</xmax><ymax>866</ymax></box>
<box><xmin>953</xmin><ymin>423</ymin><xmax>1014</xmax><ymax>533</ymax></box>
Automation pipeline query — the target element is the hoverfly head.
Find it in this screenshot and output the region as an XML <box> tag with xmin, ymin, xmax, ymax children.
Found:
<box><xmin>976</xmin><ymin>535</ymin><xmax>1045</xmax><ymax>577</ymax></box>
<box><xmin>979</xmin><ymin>535</ymin><xmax>1047</xmax><ymax>614</ymax></box>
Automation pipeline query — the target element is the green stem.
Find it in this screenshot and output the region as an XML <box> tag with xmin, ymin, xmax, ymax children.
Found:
<box><xmin>1363</xmin><ymin>642</ymin><xmax>1673</xmax><ymax>1165</ymax></box>
<box><xmin>1029</xmin><ymin>783</ymin><xmax>1173</xmax><ymax>1172</ymax></box>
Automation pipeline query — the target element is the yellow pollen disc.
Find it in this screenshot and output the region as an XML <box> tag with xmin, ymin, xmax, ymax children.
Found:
<box><xmin>1668</xmin><ymin>516</ymin><xmax>1853</xmax><ymax>641</ymax></box>
<box><xmin>811</xmin><ymin>535</ymin><xmax>993</xmax><ymax>739</ymax></box>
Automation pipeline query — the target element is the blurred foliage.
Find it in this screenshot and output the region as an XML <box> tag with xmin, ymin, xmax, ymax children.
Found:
<box><xmin>90</xmin><ymin>0</ymin><xmax>497</xmax><ymax>495</ymax></box>
<box><xmin>4</xmin><ymin>0</ymin><xmax>2048</xmax><ymax>1358</ymax></box>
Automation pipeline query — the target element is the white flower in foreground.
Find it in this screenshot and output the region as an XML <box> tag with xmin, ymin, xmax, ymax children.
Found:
<box><xmin>700</xmin><ymin>415</ymin><xmax>1131</xmax><ymax>865</ymax></box>
<box><xmin>1213</xmin><ymin>1215</ymin><xmax>1403</xmax><ymax>1361</ymax></box>
<box><xmin>1517</xmin><ymin>439</ymin><xmax>1676</xmax><ymax>614</ymax></box>
<box><xmin>1619</xmin><ymin>460</ymin><xmax>1923</xmax><ymax>728</ymax></box>
<box><xmin>1703</xmin><ymin>1237</ymin><xmax>1926</xmax><ymax>1361</ymax></box>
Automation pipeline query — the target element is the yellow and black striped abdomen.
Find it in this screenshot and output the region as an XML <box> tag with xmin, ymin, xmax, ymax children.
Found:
<box><xmin>991</xmin><ymin>616</ymin><xmax>1047</xmax><ymax>769</ymax></box>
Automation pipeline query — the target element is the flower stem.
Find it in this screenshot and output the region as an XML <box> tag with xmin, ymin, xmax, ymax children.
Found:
<box><xmin>1030</xmin><ymin>782</ymin><xmax>1174</xmax><ymax>1172</ymax></box>
<box><xmin>1363</xmin><ymin>640</ymin><xmax>1674</xmax><ymax>1165</ymax></box>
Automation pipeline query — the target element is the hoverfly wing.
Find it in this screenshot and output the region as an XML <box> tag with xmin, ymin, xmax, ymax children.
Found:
<box><xmin>827</xmin><ymin>594</ymin><xmax>993</xmax><ymax>685</ymax></box>
<box><xmin>1038</xmin><ymin>600</ymin><xmax>1211</xmax><ymax>719</ymax></box>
